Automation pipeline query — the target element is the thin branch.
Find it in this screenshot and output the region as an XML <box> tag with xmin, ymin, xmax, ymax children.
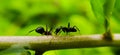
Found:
<box><xmin>0</xmin><ymin>34</ymin><xmax>120</xmax><ymax>51</ymax></box>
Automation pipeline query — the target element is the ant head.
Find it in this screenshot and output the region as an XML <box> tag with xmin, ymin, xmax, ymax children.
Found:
<box><xmin>35</xmin><ymin>27</ymin><xmax>45</xmax><ymax>34</ymax></box>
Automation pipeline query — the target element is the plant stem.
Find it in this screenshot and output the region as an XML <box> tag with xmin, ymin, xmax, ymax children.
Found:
<box><xmin>0</xmin><ymin>35</ymin><xmax>119</xmax><ymax>51</ymax></box>
<box><xmin>103</xmin><ymin>0</ymin><xmax>116</xmax><ymax>41</ymax></box>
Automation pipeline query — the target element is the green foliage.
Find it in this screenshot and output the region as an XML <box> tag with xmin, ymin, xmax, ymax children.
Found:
<box><xmin>0</xmin><ymin>0</ymin><xmax>119</xmax><ymax>55</ymax></box>
<box><xmin>0</xmin><ymin>44</ymin><xmax>31</xmax><ymax>55</ymax></box>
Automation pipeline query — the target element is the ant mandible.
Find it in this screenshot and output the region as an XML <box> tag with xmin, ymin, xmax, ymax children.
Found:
<box><xmin>27</xmin><ymin>25</ymin><xmax>52</xmax><ymax>35</ymax></box>
<box><xmin>55</xmin><ymin>22</ymin><xmax>80</xmax><ymax>35</ymax></box>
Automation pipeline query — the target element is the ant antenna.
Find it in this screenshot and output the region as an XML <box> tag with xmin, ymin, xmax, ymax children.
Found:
<box><xmin>46</xmin><ymin>25</ymin><xmax>48</xmax><ymax>32</ymax></box>
<box><xmin>46</xmin><ymin>24</ymin><xmax>49</xmax><ymax>35</ymax></box>
<box><xmin>49</xmin><ymin>27</ymin><xmax>53</xmax><ymax>32</ymax></box>
<box><xmin>68</xmin><ymin>22</ymin><xmax>70</xmax><ymax>28</ymax></box>
<box><xmin>73</xmin><ymin>26</ymin><xmax>81</xmax><ymax>35</ymax></box>
<box><xmin>26</xmin><ymin>29</ymin><xmax>35</xmax><ymax>35</ymax></box>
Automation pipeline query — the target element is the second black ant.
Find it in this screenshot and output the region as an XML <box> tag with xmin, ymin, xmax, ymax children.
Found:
<box><xmin>55</xmin><ymin>22</ymin><xmax>80</xmax><ymax>35</ymax></box>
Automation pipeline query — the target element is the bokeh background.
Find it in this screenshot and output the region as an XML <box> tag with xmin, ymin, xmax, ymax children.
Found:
<box><xmin>0</xmin><ymin>0</ymin><xmax>120</xmax><ymax>55</ymax></box>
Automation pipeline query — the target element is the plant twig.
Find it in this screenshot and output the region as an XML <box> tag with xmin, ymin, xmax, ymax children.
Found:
<box><xmin>0</xmin><ymin>34</ymin><xmax>119</xmax><ymax>51</ymax></box>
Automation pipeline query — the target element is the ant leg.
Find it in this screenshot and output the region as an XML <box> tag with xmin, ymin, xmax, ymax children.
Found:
<box><xmin>55</xmin><ymin>26</ymin><xmax>63</xmax><ymax>35</ymax></box>
<box><xmin>58</xmin><ymin>30</ymin><xmax>63</xmax><ymax>35</ymax></box>
<box><xmin>46</xmin><ymin>25</ymin><xmax>52</xmax><ymax>35</ymax></box>
<box><xmin>55</xmin><ymin>28</ymin><xmax>62</xmax><ymax>35</ymax></box>
<box><xmin>46</xmin><ymin>25</ymin><xmax>48</xmax><ymax>34</ymax></box>
<box><xmin>49</xmin><ymin>27</ymin><xmax>53</xmax><ymax>32</ymax></box>
<box><xmin>59</xmin><ymin>26</ymin><xmax>63</xmax><ymax>35</ymax></box>
<box><xmin>68</xmin><ymin>22</ymin><xmax>70</xmax><ymax>28</ymax></box>
<box><xmin>66</xmin><ymin>32</ymin><xmax>69</xmax><ymax>35</ymax></box>
<box><xmin>26</xmin><ymin>29</ymin><xmax>35</xmax><ymax>35</ymax></box>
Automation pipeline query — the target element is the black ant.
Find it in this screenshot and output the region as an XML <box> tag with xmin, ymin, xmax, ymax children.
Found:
<box><xmin>55</xmin><ymin>22</ymin><xmax>80</xmax><ymax>35</ymax></box>
<box><xmin>27</xmin><ymin>25</ymin><xmax>53</xmax><ymax>35</ymax></box>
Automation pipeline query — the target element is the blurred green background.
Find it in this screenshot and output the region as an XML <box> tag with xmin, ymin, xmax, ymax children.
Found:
<box><xmin>0</xmin><ymin>0</ymin><xmax>120</xmax><ymax>55</ymax></box>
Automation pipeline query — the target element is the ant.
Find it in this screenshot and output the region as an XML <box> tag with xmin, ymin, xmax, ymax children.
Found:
<box><xmin>27</xmin><ymin>25</ymin><xmax>53</xmax><ymax>35</ymax></box>
<box><xmin>55</xmin><ymin>22</ymin><xmax>80</xmax><ymax>35</ymax></box>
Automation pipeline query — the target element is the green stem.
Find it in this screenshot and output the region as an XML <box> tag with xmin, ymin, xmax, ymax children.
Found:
<box><xmin>103</xmin><ymin>0</ymin><xmax>115</xmax><ymax>41</ymax></box>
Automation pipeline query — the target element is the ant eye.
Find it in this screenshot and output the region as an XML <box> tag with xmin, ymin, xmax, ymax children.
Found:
<box><xmin>35</xmin><ymin>27</ymin><xmax>45</xmax><ymax>34</ymax></box>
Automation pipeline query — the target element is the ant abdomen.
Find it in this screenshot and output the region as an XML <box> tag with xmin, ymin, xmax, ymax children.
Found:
<box><xmin>35</xmin><ymin>27</ymin><xmax>45</xmax><ymax>34</ymax></box>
